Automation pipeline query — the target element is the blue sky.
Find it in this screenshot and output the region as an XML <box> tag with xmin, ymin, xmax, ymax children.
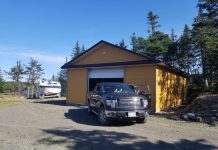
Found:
<box><xmin>0</xmin><ymin>0</ymin><xmax>198</xmax><ymax>80</ymax></box>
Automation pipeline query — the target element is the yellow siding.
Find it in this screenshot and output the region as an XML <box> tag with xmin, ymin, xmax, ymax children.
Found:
<box><xmin>156</xmin><ymin>67</ymin><xmax>187</xmax><ymax>112</ymax></box>
<box><xmin>124</xmin><ymin>65</ymin><xmax>156</xmax><ymax>111</ymax></box>
<box><xmin>75</xmin><ymin>44</ymin><xmax>145</xmax><ymax>64</ymax></box>
<box><xmin>67</xmin><ymin>68</ymin><xmax>88</xmax><ymax>104</ymax></box>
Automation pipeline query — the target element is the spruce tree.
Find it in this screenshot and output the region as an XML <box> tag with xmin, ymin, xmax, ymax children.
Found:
<box><xmin>145</xmin><ymin>11</ymin><xmax>172</xmax><ymax>60</ymax></box>
<box><xmin>58</xmin><ymin>57</ymin><xmax>68</xmax><ymax>96</ymax></box>
<box><xmin>58</xmin><ymin>69</ymin><xmax>67</xmax><ymax>96</ymax></box>
<box><xmin>131</xmin><ymin>33</ymin><xmax>137</xmax><ymax>52</ymax></box>
<box><xmin>144</xmin><ymin>31</ymin><xmax>172</xmax><ymax>60</ymax></box>
<box><xmin>147</xmin><ymin>11</ymin><xmax>160</xmax><ymax>35</ymax></box>
<box><xmin>170</xmin><ymin>28</ymin><xmax>177</xmax><ymax>42</ymax></box>
<box><xmin>118</xmin><ymin>39</ymin><xmax>127</xmax><ymax>48</ymax></box>
<box><xmin>81</xmin><ymin>44</ymin><xmax>86</xmax><ymax>53</ymax></box>
<box><xmin>133</xmin><ymin>37</ymin><xmax>147</xmax><ymax>55</ymax></box>
<box><xmin>165</xmin><ymin>29</ymin><xmax>178</xmax><ymax>67</ymax></box>
<box><xmin>71</xmin><ymin>41</ymin><xmax>81</xmax><ymax>59</ymax></box>
<box><xmin>178</xmin><ymin>24</ymin><xmax>196</xmax><ymax>74</ymax></box>
<box><xmin>51</xmin><ymin>74</ymin><xmax>56</xmax><ymax>81</ymax></box>
<box><xmin>192</xmin><ymin>0</ymin><xmax>218</xmax><ymax>86</ymax></box>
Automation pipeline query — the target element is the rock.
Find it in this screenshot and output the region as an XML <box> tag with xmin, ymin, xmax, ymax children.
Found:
<box><xmin>168</xmin><ymin>115</ymin><xmax>180</xmax><ymax>120</ymax></box>
<box><xmin>181</xmin><ymin>114</ymin><xmax>189</xmax><ymax>121</ymax></box>
<box><xmin>186</xmin><ymin>113</ymin><xmax>196</xmax><ymax>120</ymax></box>
<box><xmin>195</xmin><ymin>116</ymin><xmax>203</xmax><ymax>122</ymax></box>
<box><xmin>209</xmin><ymin>117</ymin><xmax>216</xmax><ymax>126</ymax></box>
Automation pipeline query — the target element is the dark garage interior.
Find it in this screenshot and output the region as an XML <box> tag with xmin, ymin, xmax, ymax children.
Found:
<box><xmin>88</xmin><ymin>78</ymin><xmax>123</xmax><ymax>91</ymax></box>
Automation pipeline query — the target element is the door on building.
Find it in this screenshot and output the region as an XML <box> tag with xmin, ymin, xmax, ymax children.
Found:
<box><xmin>88</xmin><ymin>68</ymin><xmax>124</xmax><ymax>91</ymax></box>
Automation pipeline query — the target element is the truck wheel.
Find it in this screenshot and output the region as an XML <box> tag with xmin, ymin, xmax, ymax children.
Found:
<box><xmin>136</xmin><ymin>116</ymin><xmax>148</xmax><ymax>123</ymax></box>
<box><xmin>99</xmin><ymin>106</ymin><xmax>110</xmax><ymax>125</ymax></box>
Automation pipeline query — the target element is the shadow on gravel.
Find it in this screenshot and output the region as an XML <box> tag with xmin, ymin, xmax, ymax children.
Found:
<box><xmin>64</xmin><ymin>107</ymin><xmax>99</xmax><ymax>126</ymax></box>
<box><xmin>64</xmin><ymin>107</ymin><xmax>135</xmax><ymax>127</ymax></box>
<box><xmin>38</xmin><ymin>128</ymin><xmax>217</xmax><ymax>150</ymax></box>
<box><xmin>34</xmin><ymin>100</ymin><xmax>67</xmax><ymax>106</ymax></box>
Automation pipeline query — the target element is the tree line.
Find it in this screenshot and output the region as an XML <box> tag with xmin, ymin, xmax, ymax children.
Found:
<box><xmin>0</xmin><ymin>59</ymin><xmax>44</xmax><ymax>97</ymax></box>
<box><xmin>71</xmin><ymin>0</ymin><xmax>217</xmax><ymax>94</ymax></box>
<box><xmin>129</xmin><ymin>0</ymin><xmax>217</xmax><ymax>92</ymax></box>
<box><xmin>1</xmin><ymin>0</ymin><xmax>216</xmax><ymax>96</ymax></box>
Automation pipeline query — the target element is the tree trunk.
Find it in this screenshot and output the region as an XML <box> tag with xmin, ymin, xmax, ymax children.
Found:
<box><xmin>18</xmin><ymin>82</ymin><xmax>21</xmax><ymax>96</ymax></box>
<box><xmin>31</xmin><ymin>85</ymin><xmax>34</xmax><ymax>98</ymax></box>
<box><xmin>27</xmin><ymin>87</ymin><xmax>30</xmax><ymax>98</ymax></box>
<box><xmin>200</xmin><ymin>46</ymin><xmax>208</xmax><ymax>87</ymax></box>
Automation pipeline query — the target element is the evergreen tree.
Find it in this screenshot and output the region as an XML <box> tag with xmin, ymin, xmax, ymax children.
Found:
<box><xmin>0</xmin><ymin>68</ymin><xmax>5</xmax><ymax>93</ymax></box>
<box><xmin>81</xmin><ymin>44</ymin><xmax>86</xmax><ymax>53</ymax></box>
<box><xmin>132</xmin><ymin>37</ymin><xmax>147</xmax><ymax>55</ymax></box>
<box><xmin>145</xmin><ymin>11</ymin><xmax>172</xmax><ymax>59</ymax></box>
<box><xmin>118</xmin><ymin>39</ymin><xmax>127</xmax><ymax>48</ymax></box>
<box><xmin>192</xmin><ymin>0</ymin><xmax>218</xmax><ymax>86</ymax></box>
<box><xmin>170</xmin><ymin>28</ymin><xmax>177</xmax><ymax>42</ymax></box>
<box><xmin>51</xmin><ymin>74</ymin><xmax>56</xmax><ymax>81</ymax></box>
<box><xmin>25</xmin><ymin>58</ymin><xmax>44</xmax><ymax>97</ymax></box>
<box><xmin>165</xmin><ymin>28</ymin><xmax>178</xmax><ymax>67</ymax></box>
<box><xmin>165</xmin><ymin>40</ymin><xmax>179</xmax><ymax>67</ymax></box>
<box><xmin>58</xmin><ymin>69</ymin><xmax>67</xmax><ymax>96</ymax></box>
<box><xmin>178</xmin><ymin>24</ymin><xmax>196</xmax><ymax>74</ymax></box>
<box><xmin>71</xmin><ymin>41</ymin><xmax>81</xmax><ymax>59</ymax></box>
<box><xmin>144</xmin><ymin>31</ymin><xmax>172</xmax><ymax>60</ymax></box>
<box><xmin>131</xmin><ymin>33</ymin><xmax>137</xmax><ymax>52</ymax></box>
<box><xmin>5</xmin><ymin>61</ymin><xmax>25</xmax><ymax>94</ymax></box>
<box><xmin>147</xmin><ymin>11</ymin><xmax>160</xmax><ymax>35</ymax></box>
<box><xmin>58</xmin><ymin>57</ymin><xmax>68</xmax><ymax>96</ymax></box>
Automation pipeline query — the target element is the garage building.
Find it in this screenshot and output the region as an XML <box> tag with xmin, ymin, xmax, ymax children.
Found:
<box><xmin>61</xmin><ymin>40</ymin><xmax>188</xmax><ymax>112</ymax></box>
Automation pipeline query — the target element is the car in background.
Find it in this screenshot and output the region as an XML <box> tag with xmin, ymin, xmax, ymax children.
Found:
<box><xmin>87</xmin><ymin>82</ymin><xmax>149</xmax><ymax>125</ymax></box>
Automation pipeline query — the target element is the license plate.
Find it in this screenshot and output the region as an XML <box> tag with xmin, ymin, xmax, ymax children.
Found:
<box><xmin>128</xmin><ymin>112</ymin><xmax>136</xmax><ymax>117</ymax></box>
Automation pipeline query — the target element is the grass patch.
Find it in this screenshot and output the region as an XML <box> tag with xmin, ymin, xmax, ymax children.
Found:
<box><xmin>0</xmin><ymin>100</ymin><xmax>27</xmax><ymax>106</ymax></box>
<box><xmin>38</xmin><ymin>137</ymin><xmax>67</xmax><ymax>145</ymax></box>
<box><xmin>0</xmin><ymin>93</ymin><xmax>28</xmax><ymax>107</ymax></box>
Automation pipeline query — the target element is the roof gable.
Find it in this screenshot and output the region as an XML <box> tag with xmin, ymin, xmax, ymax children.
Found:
<box><xmin>62</xmin><ymin>40</ymin><xmax>159</xmax><ymax>68</ymax></box>
<box><xmin>61</xmin><ymin>40</ymin><xmax>188</xmax><ymax>77</ymax></box>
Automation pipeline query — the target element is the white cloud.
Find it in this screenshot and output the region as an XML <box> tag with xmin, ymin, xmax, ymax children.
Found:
<box><xmin>20</xmin><ymin>51</ymin><xmax>66</xmax><ymax>64</ymax></box>
<box><xmin>0</xmin><ymin>46</ymin><xmax>66</xmax><ymax>64</ymax></box>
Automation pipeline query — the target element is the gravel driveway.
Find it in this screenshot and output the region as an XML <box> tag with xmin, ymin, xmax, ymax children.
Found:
<box><xmin>0</xmin><ymin>99</ymin><xmax>217</xmax><ymax>150</ymax></box>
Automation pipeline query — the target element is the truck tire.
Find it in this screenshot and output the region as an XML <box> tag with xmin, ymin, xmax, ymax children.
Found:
<box><xmin>99</xmin><ymin>106</ymin><xmax>110</xmax><ymax>125</ymax></box>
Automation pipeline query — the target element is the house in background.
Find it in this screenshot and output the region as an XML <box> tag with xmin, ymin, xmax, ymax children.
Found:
<box><xmin>61</xmin><ymin>40</ymin><xmax>188</xmax><ymax>112</ymax></box>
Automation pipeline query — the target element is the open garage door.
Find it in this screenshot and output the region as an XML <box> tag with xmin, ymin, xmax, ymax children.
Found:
<box><xmin>88</xmin><ymin>68</ymin><xmax>124</xmax><ymax>91</ymax></box>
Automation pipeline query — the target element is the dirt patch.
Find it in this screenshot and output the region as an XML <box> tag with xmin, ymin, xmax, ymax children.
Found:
<box><xmin>0</xmin><ymin>98</ymin><xmax>217</xmax><ymax>150</ymax></box>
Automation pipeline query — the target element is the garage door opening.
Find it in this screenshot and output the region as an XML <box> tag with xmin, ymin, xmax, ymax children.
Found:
<box><xmin>88</xmin><ymin>68</ymin><xmax>124</xmax><ymax>91</ymax></box>
<box><xmin>89</xmin><ymin>78</ymin><xmax>123</xmax><ymax>91</ymax></box>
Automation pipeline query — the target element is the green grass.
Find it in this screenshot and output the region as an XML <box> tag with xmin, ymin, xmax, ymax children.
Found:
<box><xmin>0</xmin><ymin>93</ymin><xmax>27</xmax><ymax>106</ymax></box>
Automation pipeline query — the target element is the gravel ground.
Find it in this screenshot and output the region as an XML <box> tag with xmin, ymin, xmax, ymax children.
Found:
<box><xmin>0</xmin><ymin>99</ymin><xmax>217</xmax><ymax>150</ymax></box>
